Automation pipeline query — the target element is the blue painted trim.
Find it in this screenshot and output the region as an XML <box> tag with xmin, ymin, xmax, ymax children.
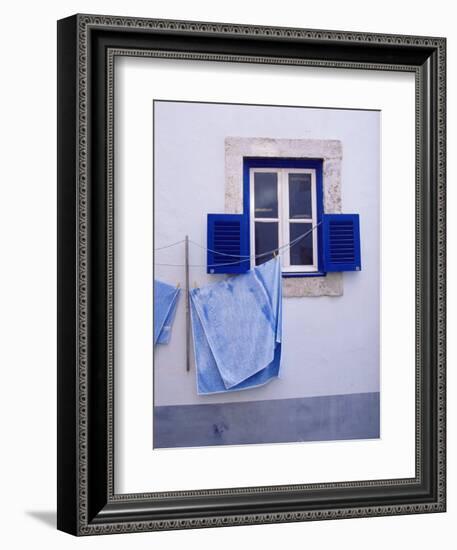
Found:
<box><xmin>154</xmin><ymin>392</ymin><xmax>380</xmax><ymax>448</ymax></box>
<box><xmin>283</xmin><ymin>271</ymin><xmax>326</xmax><ymax>278</ymax></box>
<box><xmin>243</xmin><ymin>157</ymin><xmax>325</xmax><ymax>277</ymax></box>
<box><xmin>242</xmin><ymin>160</ymin><xmax>251</xmax><ymax>270</ymax></box>
<box><xmin>315</xmin><ymin>161</ymin><xmax>325</xmax><ymax>273</ymax></box>
<box><xmin>243</xmin><ymin>157</ymin><xmax>324</xmax><ymax>169</ymax></box>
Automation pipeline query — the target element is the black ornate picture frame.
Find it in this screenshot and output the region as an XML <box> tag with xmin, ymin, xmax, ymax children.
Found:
<box><xmin>57</xmin><ymin>14</ymin><xmax>446</xmax><ymax>535</ymax></box>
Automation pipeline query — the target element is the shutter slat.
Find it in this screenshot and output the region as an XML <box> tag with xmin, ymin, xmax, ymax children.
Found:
<box><xmin>207</xmin><ymin>214</ymin><xmax>250</xmax><ymax>274</ymax></box>
<box><xmin>322</xmin><ymin>214</ymin><xmax>361</xmax><ymax>272</ymax></box>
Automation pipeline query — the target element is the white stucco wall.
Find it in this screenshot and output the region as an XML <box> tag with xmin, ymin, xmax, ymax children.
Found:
<box><xmin>153</xmin><ymin>101</ymin><xmax>380</xmax><ymax>406</ymax></box>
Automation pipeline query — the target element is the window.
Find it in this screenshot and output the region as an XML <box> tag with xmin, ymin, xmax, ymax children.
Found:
<box><xmin>245</xmin><ymin>158</ymin><xmax>324</xmax><ymax>276</ymax></box>
<box><xmin>207</xmin><ymin>152</ymin><xmax>361</xmax><ymax>281</ymax></box>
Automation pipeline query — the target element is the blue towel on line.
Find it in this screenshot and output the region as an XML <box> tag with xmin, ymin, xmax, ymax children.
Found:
<box><xmin>154</xmin><ymin>279</ymin><xmax>181</xmax><ymax>345</ymax></box>
<box><xmin>189</xmin><ymin>257</ymin><xmax>282</xmax><ymax>395</ymax></box>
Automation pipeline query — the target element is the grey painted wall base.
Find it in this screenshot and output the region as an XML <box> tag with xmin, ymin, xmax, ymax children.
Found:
<box><xmin>153</xmin><ymin>392</ymin><xmax>380</xmax><ymax>448</ymax></box>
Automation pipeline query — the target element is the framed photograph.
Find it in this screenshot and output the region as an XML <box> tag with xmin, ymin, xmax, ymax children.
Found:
<box><xmin>57</xmin><ymin>14</ymin><xmax>446</xmax><ymax>535</ymax></box>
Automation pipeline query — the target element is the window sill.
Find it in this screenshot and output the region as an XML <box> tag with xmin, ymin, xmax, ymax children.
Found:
<box><xmin>282</xmin><ymin>272</ymin><xmax>343</xmax><ymax>297</ymax></box>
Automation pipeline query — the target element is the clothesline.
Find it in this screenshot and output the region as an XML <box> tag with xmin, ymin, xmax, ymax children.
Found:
<box><xmin>154</xmin><ymin>222</ymin><xmax>321</xmax><ymax>268</ymax></box>
<box><xmin>154</xmin><ymin>253</ymin><xmax>282</xmax><ymax>392</ymax></box>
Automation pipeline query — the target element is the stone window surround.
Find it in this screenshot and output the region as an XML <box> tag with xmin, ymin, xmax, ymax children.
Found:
<box><xmin>224</xmin><ymin>137</ymin><xmax>343</xmax><ymax>298</ymax></box>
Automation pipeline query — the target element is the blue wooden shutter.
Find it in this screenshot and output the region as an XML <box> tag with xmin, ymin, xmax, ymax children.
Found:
<box><xmin>322</xmin><ymin>214</ymin><xmax>361</xmax><ymax>272</ymax></box>
<box><xmin>207</xmin><ymin>214</ymin><xmax>250</xmax><ymax>274</ymax></box>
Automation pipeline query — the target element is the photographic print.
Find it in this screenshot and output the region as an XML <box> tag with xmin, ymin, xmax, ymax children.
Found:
<box><xmin>153</xmin><ymin>100</ymin><xmax>380</xmax><ymax>449</ymax></box>
<box><xmin>58</xmin><ymin>15</ymin><xmax>445</xmax><ymax>533</ymax></box>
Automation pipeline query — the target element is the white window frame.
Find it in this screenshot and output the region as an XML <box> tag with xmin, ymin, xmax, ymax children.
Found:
<box><xmin>249</xmin><ymin>167</ymin><xmax>318</xmax><ymax>273</ymax></box>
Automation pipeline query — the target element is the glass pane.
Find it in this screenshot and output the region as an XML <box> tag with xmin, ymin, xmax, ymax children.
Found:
<box><xmin>289</xmin><ymin>223</ymin><xmax>313</xmax><ymax>266</ymax></box>
<box><xmin>254</xmin><ymin>172</ymin><xmax>278</xmax><ymax>218</ymax></box>
<box><xmin>289</xmin><ymin>173</ymin><xmax>312</xmax><ymax>219</ymax></box>
<box><xmin>255</xmin><ymin>222</ymin><xmax>278</xmax><ymax>266</ymax></box>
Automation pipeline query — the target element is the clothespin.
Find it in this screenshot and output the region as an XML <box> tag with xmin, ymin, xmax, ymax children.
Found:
<box><xmin>273</xmin><ymin>251</ymin><xmax>277</xmax><ymax>258</ymax></box>
<box><xmin>176</xmin><ymin>282</ymin><xmax>180</xmax><ymax>289</ymax></box>
<box><xmin>193</xmin><ymin>281</ymin><xmax>198</xmax><ymax>289</ymax></box>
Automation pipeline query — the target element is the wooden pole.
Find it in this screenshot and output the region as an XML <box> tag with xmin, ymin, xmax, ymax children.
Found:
<box><xmin>185</xmin><ymin>235</ymin><xmax>190</xmax><ymax>372</ymax></box>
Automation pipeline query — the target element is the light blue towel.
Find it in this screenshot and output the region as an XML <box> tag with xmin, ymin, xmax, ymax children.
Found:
<box><xmin>154</xmin><ymin>279</ymin><xmax>181</xmax><ymax>345</ymax></box>
<box><xmin>189</xmin><ymin>257</ymin><xmax>282</xmax><ymax>395</ymax></box>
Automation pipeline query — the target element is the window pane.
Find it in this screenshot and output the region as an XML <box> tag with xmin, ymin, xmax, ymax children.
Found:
<box><xmin>289</xmin><ymin>223</ymin><xmax>313</xmax><ymax>266</ymax></box>
<box><xmin>289</xmin><ymin>173</ymin><xmax>312</xmax><ymax>219</ymax></box>
<box><xmin>254</xmin><ymin>172</ymin><xmax>278</xmax><ymax>218</ymax></box>
<box><xmin>255</xmin><ymin>222</ymin><xmax>278</xmax><ymax>265</ymax></box>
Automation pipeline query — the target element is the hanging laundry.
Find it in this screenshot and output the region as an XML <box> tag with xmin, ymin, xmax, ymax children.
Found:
<box><xmin>189</xmin><ymin>257</ymin><xmax>282</xmax><ymax>394</ymax></box>
<box><xmin>154</xmin><ymin>279</ymin><xmax>181</xmax><ymax>345</ymax></box>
